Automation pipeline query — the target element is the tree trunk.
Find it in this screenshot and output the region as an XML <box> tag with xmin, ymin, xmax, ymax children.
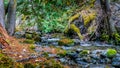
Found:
<box><xmin>7</xmin><ymin>0</ymin><xmax>17</xmax><ymax>36</ymax></box>
<box><xmin>0</xmin><ymin>0</ymin><xmax>5</xmax><ymax>28</ymax></box>
<box><xmin>94</xmin><ymin>0</ymin><xmax>112</xmax><ymax>39</ymax></box>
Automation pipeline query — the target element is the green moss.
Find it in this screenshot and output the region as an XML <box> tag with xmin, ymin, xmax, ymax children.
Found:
<box><xmin>38</xmin><ymin>59</ymin><xmax>64</xmax><ymax>68</ymax></box>
<box><xmin>25</xmin><ymin>33</ymin><xmax>33</xmax><ymax>39</ymax></box>
<box><xmin>23</xmin><ymin>39</ymin><xmax>35</xmax><ymax>44</ymax></box>
<box><xmin>79</xmin><ymin>50</ymin><xmax>90</xmax><ymax>56</ymax></box>
<box><xmin>68</xmin><ymin>14</ymin><xmax>80</xmax><ymax>23</ymax></box>
<box><xmin>81</xmin><ymin>9</ymin><xmax>96</xmax><ymax>26</ymax></box>
<box><xmin>29</xmin><ymin>44</ymin><xmax>35</xmax><ymax>50</ymax></box>
<box><xmin>57</xmin><ymin>50</ymin><xmax>67</xmax><ymax>57</ymax></box>
<box><xmin>70</xmin><ymin>24</ymin><xmax>84</xmax><ymax>40</ymax></box>
<box><xmin>112</xmin><ymin>33</ymin><xmax>120</xmax><ymax>45</ymax></box>
<box><xmin>106</xmin><ymin>49</ymin><xmax>117</xmax><ymax>58</ymax></box>
<box><xmin>58</xmin><ymin>38</ymin><xmax>74</xmax><ymax>46</ymax></box>
<box><xmin>100</xmin><ymin>33</ymin><xmax>110</xmax><ymax>42</ymax></box>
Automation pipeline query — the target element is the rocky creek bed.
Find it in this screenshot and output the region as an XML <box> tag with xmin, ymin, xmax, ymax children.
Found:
<box><xmin>31</xmin><ymin>35</ymin><xmax>120</xmax><ymax>68</ymax></box>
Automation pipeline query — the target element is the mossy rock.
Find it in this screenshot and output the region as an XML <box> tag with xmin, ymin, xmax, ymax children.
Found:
<box><xmin>33</xmin><ymin>34</ymin><xmax>41</xmax><ymax>42</ymax></box>
<box><xmin>79</xmin><ymin>50</ymin><xmax>90</xmax><ymax>56</ymax></box>
<box><xmin>57</xmin><ymin>50</ymin><xmax>67</xmax><ymax>57</ymax></box>
<box><xmin>106</xmin><ymin>49</ymin><xmax>117</xmax><ymax>58</ymax></box>
<box><xmin>23</xmin><ymin>39</ymin><xmax>35</xmax><ymax>44</ymax></box>
<box><xmin>64</xmin><ymin>9</ymin><xmax>96</xmax><ymax>40</ymax></box>
<box><xmin>25</xmin><ymin>31</ymin><xmax>41</xmax><ymax>42</ymax></box>
<box><xmin>25</xmin><ymin>33</ymin><xmax>33</xmax><ymax>39</ymax></box>
<box><xmin>58</xmin><ymin>38</ymin><xmax>74</xmax><ymax>46</ymax></box>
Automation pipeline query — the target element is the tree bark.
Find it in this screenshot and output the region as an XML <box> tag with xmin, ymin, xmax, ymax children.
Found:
<box><xmin>95</xmin><ymin>0</ymin><xmax>112</xmax><ymax>39</ymax></box>
<box><xmin>7</xmin><ymin>0</ymin><xmax>17</xmax><ymax>36</ymax></box>
<box><xmin>0</xmin><ymin>0</ymin><xmax>5</xmax><ymax>28</ymax></box>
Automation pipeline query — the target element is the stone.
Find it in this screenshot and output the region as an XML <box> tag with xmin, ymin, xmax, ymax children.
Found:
<box><xmin>112</xmin><ymin>61</ymin><xmax>120</xmax><ymax>67</ymax></box>
<box><xmin>112</xmin><ymin>57</ymin><xmax>120</xmax><ymax>62</ymax></box>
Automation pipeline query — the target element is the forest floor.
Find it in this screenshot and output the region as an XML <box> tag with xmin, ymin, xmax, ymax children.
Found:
<box><xmin>1</xmin><ymin>33</ymin><xmax>120</xmax><ymax>68</ymax></box>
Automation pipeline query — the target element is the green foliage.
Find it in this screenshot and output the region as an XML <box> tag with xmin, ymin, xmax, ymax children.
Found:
<box><xmin>106</xmin><ymin>49</ymin><xmax>117</xmax><ymax>58</ymax></box>
<box><xmin>16</xmin><ymin>0</ymin><xmax>81</xmax><ymax>33</ymax></box>
<box><xmin>38</xmin><ymin>59</ymin><xmax>64</xmax><ymax>68</ymax></box>
<box><xmin>112</xmin><ymin>33</ymin><xmax>120</xmax><ymax>45</ymax></box>
<box><xmin>0</xmin><ymin>54</ymin><xmax>14</xmax><ymax>68</ymax></box>
<box><xmin>100</xmin><ymin>33</ymin><xmax>110</xmax><ymax>42</ymax></box>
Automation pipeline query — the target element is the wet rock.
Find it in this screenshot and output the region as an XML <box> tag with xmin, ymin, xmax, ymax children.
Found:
<box><xmin>47</xmin><ymin>38</ymin><xmax>60</xmax><ymax>42</ymax></box>
<box><xmin>112</xmin><ymin>57</ymin><xmax>120</xmax><ymax>62</ymax></box>
<box><xmin>14</xmin><ymin>31</ymin><xmax>25</xmax><ymax>38</ymax></box>
<box><xmin>93</xmin><ymin>42</ymin><xmax>112</xmax><ymax>46</ymax></box>
<box><xmin>59</xmin><ymin>58</ymin><xmax>67</xmax><ymax>63</ymax></box>
<box><xmin>99</xmin><ymin>59</ymin><xmax>106</xmax><ymax>64</ymax></box>
<box><xmin>73</xmin><ymin>39</ymin><xmax>81</xmax><ymax>44</ymax></box>
<box><xmin>75</xmin><ymin>58</ymin><xmax>83</xmax><ymax>61</ymax></box>
<box><xmin>80</xmin><ymin>41</ymin><xmax>92</xmax><ymax>46</ymax></box>
<box><xmin>76</xmin><ymin>48</ymin><xmax>83</xmax><ymax>53</ymax></box>
<box><xmin>48</xmin><ymin>54</ymin><xmax>57</xmax><ymax>57</ymax></box>
<box><xmin>76</xmin><ymin>61</ymin><xmax>88</xmax><ymax>65</ymax></box>
<box><xmin>61</xmin><ymin>46</ymin><xmax>73</xmax><ymax>50</ymax></box>
<box><xmin>67</xmin><ymin>52</ymin><xmax>78</xmax><ymax>59</ymax></box>
<box><xmin>90</xmin><ymin>54</ymin><xmax>100</xmax><ymax>60</ymax></box>
<box><xmin>112</xmin><ymin>61</ymin><xmax>120</xmax><ymax>67</ymax></box>
<box><xmin>92</xmin><ymin>50</ymin><xmax>105</xmax><ymax>54</ymax></box>
<box><xmin>89</xmin><ymin>64</ymin><xmax>113</xmax><ymax>68</ymax></box>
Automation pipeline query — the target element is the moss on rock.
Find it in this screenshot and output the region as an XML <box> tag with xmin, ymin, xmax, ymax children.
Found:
<box><xmin>64</xmin><ymin>8</ymin><xmax>96</xmax><ymax>40</ymax></box>
<box><xmin>25</xmin><ymin>33</ymin><xmax>33</xmax><ymax>39</ymax></box>
<box><xmin>58</xmin><ymin>38</ymin><xmax>74</xmax><ymax>46</ymax></box>
<box><xmin>106</xmin><ymin>49</ymin><xmax>117</xmax><ymax>58</ymax></box>
<box><xmin>79</xmin><ymin>50</ymin><xmax>90</xmax><ymax>56</ymax></box>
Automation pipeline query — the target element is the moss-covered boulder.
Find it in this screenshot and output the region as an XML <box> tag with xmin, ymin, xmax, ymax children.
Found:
<box><xmin>58</xmin><ymin>38</ymin><xmax>74</xmax><ymax>46</ymax></box>
<box><xmin>64</xmin><ymin>8</ymin><xmax>96</xmax><ymax>40</ymax></box>
<box><xmin>106</xmin><ymin>49</ymin><xmax>117</xmax><ymax>58</ymax></box>
<box><xmin>25</xmin><ymin>31</ymin><xmax>41</xmax><ymax>42</ymax></box>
